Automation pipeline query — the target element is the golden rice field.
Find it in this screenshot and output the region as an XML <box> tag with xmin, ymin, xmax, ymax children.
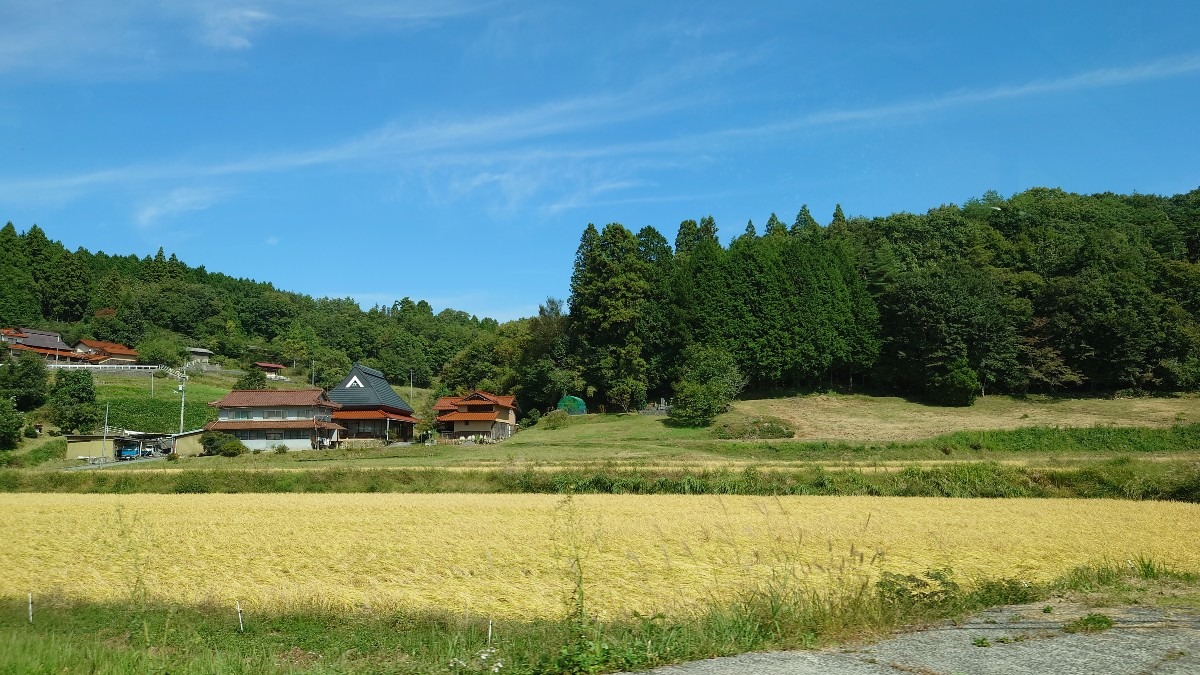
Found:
<box><xmin>2</xmin><ymin>494</ymin><xmax>1198</xmax><ymax>620</ymax></box>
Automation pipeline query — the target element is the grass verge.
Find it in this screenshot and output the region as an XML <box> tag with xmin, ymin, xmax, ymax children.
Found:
<box><xmin>2</xmin><ymin>560</ymin><xmax>1194</xmax><ymax>674</ymax></box>
<box><xmin>2</xmin><ymin>458</ymin><xmax>1198</xmax><ymax>500</ymax></box>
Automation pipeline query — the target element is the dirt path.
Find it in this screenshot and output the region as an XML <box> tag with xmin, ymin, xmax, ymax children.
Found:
<box><xmin>632</xmin><ymin>601</ymin><xmax>1200</xmax><ymax>674</ymax></box>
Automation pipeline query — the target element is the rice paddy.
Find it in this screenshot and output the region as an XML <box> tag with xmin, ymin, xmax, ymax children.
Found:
<box><xmin>2</xmin><ymin>494</ymin><xmax>1197</xmax><ymax>621</ymax></box>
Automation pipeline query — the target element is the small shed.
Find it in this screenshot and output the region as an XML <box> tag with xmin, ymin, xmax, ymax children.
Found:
<box><xmin>170</xmin><ymin>429</ymin><xmax>207</xmax><ymax>456</ymax></box>
<box><xmin>187</xmin><ymin>347</ymin><xmax>214</xmax><ymax>364</ymax></box>
<box><xmin>252</xmin><ymin>362</ymin><xmax>285</xmax><ymax>376</ymax></box>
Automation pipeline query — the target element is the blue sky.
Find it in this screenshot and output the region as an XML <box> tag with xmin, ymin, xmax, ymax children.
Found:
<box><xmin>2</xmin><ymin>1</ymin><xmax>1198</xmax><ymax>321</ymax></box>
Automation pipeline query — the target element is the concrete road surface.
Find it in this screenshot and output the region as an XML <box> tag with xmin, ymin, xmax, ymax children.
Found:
<box><xmin>629</xmin><ymin>601</ymin><xmax>1200</xmax><ymax>674</ymax></box>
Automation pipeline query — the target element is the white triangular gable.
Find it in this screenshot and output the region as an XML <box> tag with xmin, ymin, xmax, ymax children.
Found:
<box><xmin>345</xmin><ymin>375</ymin><xmax>364</xmax><ymax>388</ymax></box>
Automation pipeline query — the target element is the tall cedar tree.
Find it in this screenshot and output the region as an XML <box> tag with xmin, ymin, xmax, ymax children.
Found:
<box><xmin>568</xmin><ymin>224</ymin><xmax>651</xmax><ymax>411</ymax></box>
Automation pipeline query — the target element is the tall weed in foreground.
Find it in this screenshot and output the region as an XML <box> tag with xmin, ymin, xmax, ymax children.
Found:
<box><xmin>3</xmin><ymin>559</ymin><xmax>1196</xmax><ymax>674</ymax></box>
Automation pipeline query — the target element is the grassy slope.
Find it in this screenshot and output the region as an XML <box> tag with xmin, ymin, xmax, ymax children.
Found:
<box><xmin>88</xmin><ymin>369</ymin><xmax>328</xmax><ymax>435</ymax></box>
<box><xmin>15</xmin><ymin>389</ymin><xmax>1200</xmax><ymax>473</ymax></box>
<box><xmin>742</xmin><ymin>392</ymin><xmax>1196</xmax><ymax>441</ymax></box>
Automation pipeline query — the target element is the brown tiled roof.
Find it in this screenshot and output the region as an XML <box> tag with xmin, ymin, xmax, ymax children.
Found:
<box><xmin>204</xmin><ymin>420</ymin><xmax>346</xmax><ymax>431</ymax></box>
<box><xmin>1</xmin><ymin>328</ymin><xmax>27</xmax><ymax>338</ymax></box>
<box><xmin>434</xmin><ymin>391</ymin><xmax>517</xmax><ymax>413</ymax></box>
<box><xmin>77</xmin><ymin>339</ymin><xmax>138</xmax><ymax>357</ymax></box>
<box><xmin>333</xmin><ymin>410</ymin><xmax>419</xmax><ymax>423</ymax></box>
<box><xmin>438</xmin><ymin>411</ymin><xmax>503</xmax><ymax>422</ymax></box>
<box><xmin>433</xmin><ymin>396</ymin><xmax>460</xmax><ymax>411</ymax></box>
<box><xmin>9</xmin><ymin>343</ymin><xmax>102</xmax><ymax>361</ymax></box>
<box><xmin>209</xmin><ymin>389</ymin><xmax>341</xmax><ymax>409</ymax></box>
<box><xmin>253</xmin><ymin>362</ymin><xmax>286</xmax><ymax>370</ymax></box>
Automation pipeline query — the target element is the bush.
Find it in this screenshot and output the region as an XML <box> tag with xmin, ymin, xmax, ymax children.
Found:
<box><xmin>48</xmin><ymin>370</ymin><xmax>101</xmax><ymax>433</ymax></box>
<box><xmin>711</xmin><ymin>415</ymin><xmax>795</xmax><ymax>439</ymax></box>
<box><xmin>273</xmin><ymin>445</ymin><xmax>289</xmax><ymax>454</ymax></box>
<box><xmin>136</xmin><ymin>335</ymin><xmax>187</xmax><ymax>367</ymax></box>
<box><xmin>199</xmin><ymin>431</ymin><xmax>246</xmax><ymax>457</ymax></box>
<box><xmin>0</xmin><ymin>399</ymin><xmax>23</xmax><ymax>451</ymax></box>
<box><xmin>669</xmin><ymin>380</ymin><xmax>726</xmax><ymax>427</ymax></box>
<box><xmin>233</xmin><ymin>368</ymin><xmax>267</xmax><ymax>390</ymax></box>
<box><xmin>23</xmin><ymin>425</ymin><xmax>38</xmax><ymax>439</ymax></box>
<box><xmin>669</xmin><ymin>345</ymin><xmax>746</xmax><ymax>427</ymax></box>
<box><xmin>926</xmin><ymin>357</ymin><xmax>979</xmax><ymax>407</ymax></box>
<box><xmin>521</xmin><ymin>409</ymin><xmax>543</xmax><ymax>428</ymax></box>
<box><xmin>541</xmin><ymin>409</ymin><xmax>571</xmax><ymax>430</ymax></box>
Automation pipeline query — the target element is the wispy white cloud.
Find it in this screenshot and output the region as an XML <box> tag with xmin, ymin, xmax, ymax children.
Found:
<box><xmin>201</xmin><ymin>7</ymin><xmax>272</xmax><ymax>51</ymax></box>
<box><xmin>135</xmin><ymin>187</ymin><xmax>229</xmax><ymax>227</ymax></box>
<box><xmin>722</xmin><ymin>53</ymin><xmax>1200</xmax><ymax>138</ymax></box>
<box><xmin>0</xmin><ymin>0</ymin><xmax>493</xmax><ymax>74</ymax></box>
<box><xmin>6</xmin><ymin>53</ymin><xmax>1199</xmax><ymax>215</ymax></box>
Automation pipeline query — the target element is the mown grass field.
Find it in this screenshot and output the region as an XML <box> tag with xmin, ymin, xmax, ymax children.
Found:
<box><xmin>3</xmin><ymin>493</ymin><xmax>1198</xmax><ymax>620</ymax></box>
<box><xmin>741</xmin><ymin>392</ymin><xmax>1196</xmax><ymax>441</ymax></box>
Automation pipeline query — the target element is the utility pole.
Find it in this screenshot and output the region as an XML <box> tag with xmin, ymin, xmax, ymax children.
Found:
<box><xmin>409</xmin><ymin>368</ymin><xmax>413</xmax><ymax>404</ymax></box>
<box><xmin>102</xmin><ymin>403</ymin><xmax>110</xmax><ymax>463</ymax></box>
<box><xmin>178</xmin><ymin>378</ymin><xmax>186</xmax><ymax>434</ymax></box>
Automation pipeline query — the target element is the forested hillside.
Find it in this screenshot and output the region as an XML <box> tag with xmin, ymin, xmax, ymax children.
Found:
<box><xmin>0</xmin><ymin>223</ymin><xmax>495</xmax><ymax>390</ymax></box>
<box><xmin>550</xmin><ymin>187</ymin><xmax>1200</xmax><ymax>410</ymax></box>
<box><xmin>3</xmin><ymin>186</ymin><xmax>1199</xmax><ymax>415</ymax></box>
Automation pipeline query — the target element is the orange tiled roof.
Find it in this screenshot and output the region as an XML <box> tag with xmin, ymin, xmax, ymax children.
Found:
<box><xmin>9</xmin><ymin>343</ymin><xmax>102</xmax><ymax>361</ymax></box>
<box><xmin>253</xmin><ymin>362</ymin><xmax>286</xmax><ymax>370</ymax></box>
<box><xmin>1</xmin><ymin>328</ymin><xmax>27</xmax><ymax>338</ymax></box>
<box><xmin>204</xmin><ymin>420</ymin><xmax>346</xmax><ymax>432</ymax></box>
<box><xmin>77</xmin><ymin>339</ymin><xmax>138</xmax><ymax>357</ymax></box>
<box><xmin>434</xmin><ymin>391</ymin><xmax>517</xmax><ymax>413</ymax></box>
<box><xmin>438</xmin><ymin>411</ymin><xmax>502</xmax><ymax>422</ymax></box>
<box><xmin>209</xmin><ymin>389</ymin><xmax>341</xmax><ymax>409</ymax></box>
<box><xmin>433</xmin><ymin>396</ymin><xmax>460</xmax><ymax>411</ymax></box>
<box><xmin>333</xmin><ymin>410</ymin><xmax>419</xmax><ymax>423</ymax></box>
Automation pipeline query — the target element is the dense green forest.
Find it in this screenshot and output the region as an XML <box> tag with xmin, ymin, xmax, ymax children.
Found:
<box><xmin>3</xmin><ymin>186</ymin><xmax>1199</xmax><ymax>415</ymax></box>
<box><xmin>0</xmin><ymin>222</ymin><xmax>496</xmax><ymax>392</ymax></box>
<box><xmin>555</xmin><ymin>187</ymin><xmax>1200</xmax><ymax>410</ymax></box>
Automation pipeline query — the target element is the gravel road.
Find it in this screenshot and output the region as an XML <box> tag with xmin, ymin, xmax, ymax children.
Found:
<box><xmin>628</xmin><ymin>601</ymin><xmax>1200</xmax><ymax>674</ymax></box>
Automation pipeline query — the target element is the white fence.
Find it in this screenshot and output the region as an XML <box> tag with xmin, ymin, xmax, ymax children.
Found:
<box><xmin>46</xmin><ymin>363</ymin><xmax>159</xmax><ymax>372</ymax></box>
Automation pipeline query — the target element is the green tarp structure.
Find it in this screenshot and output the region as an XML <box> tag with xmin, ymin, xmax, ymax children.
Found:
<box><xmin>556</xmin><ymin>395</ymin><xmax>587</xmax><ymax>415</ymax></box>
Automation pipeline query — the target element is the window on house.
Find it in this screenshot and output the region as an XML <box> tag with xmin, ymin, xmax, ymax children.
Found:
<box><xmin>266</xmin><ymin>432</ymin><xmax>283</xmax><ymax>441</ymax></box>
<box><xmin>265</xmin><ymin>410</ymin><xmax>284</xmax><ymax>419</ymax></box>
<box><xmin>235</xmin><ymin>410</ymin><xmax>250</xmax><ymax>420</ymax></box>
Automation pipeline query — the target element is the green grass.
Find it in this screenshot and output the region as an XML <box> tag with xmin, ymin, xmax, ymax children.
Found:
<box><xmin>87</xmin><ymin>416</ymin><xmax>1200</xmax><ymax>471</ymax></box>
<box><xmin>3</xmin><ymin>457</ymin><xmax>1199</xmax><ymax>500</ymax></box>
<box><xmin>90</xmin><ymin>371</ymin><xmax>229</xmax><ymax>433</ymax></box>
<box><xmin>0</xmin><ymin>437</ymin><xmax>66</xmax><ymax>468</ymax></box>
<box><xmin>2</xmin><ymin>560</ymin><xmax>1193</xmax><ymax>674</ymax></box>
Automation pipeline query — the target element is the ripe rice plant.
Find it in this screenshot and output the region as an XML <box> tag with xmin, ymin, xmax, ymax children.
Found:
<box><xmin>2</xmin><ymin>494</ymin><xmax>1198</xmax><ymax>620</ymax></box>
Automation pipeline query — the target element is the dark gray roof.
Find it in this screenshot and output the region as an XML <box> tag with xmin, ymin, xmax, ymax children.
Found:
<box><xmin>18</xmin><ymin>328</ymin><xmax>69</xmax><ymax>351</ymax></box>
<box><xmin>326</xmin><ymin>363</ymin><xmax>414</xmax><ymax>413</ymax></box>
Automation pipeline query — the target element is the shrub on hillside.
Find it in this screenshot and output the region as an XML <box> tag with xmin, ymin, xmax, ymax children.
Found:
<box><xmin>711</xmin><ymin>415</ymin><xmax>795</xmax><ymax>439</ymax></box>
<box><xmin>136</xmin><ymin>335</ymin><xmax>187</xmax><ymax>367</ymax></box>
<box><xmin>541</xmin><ymin>409</ymin><xmax>571</xmax><ymax>430</ymax></box>
<box><xmin>234</xmin><ymin>368</ymin><xmax>267</xmax><ymax>390</ymax></box>
<box><xmin>520</xmin><ymin>409</ymin><xmax>542</xmax><ymax>428</ymax></box>
<box><xmin>48</xmin><ymin>370</ymin><xmax>101</xmax><ymax>433</ymax></box>
<box><xmin>0</xmin><ymin>399</ymin><xmax>23</xmax><ymax>451</ymax></box>
<box><xmin>669</xmin><ymin>345</ymin><xmax>747</xmax><ymax>427</ymax></box>
<box><xmin>927</xmin><ymin>357</ymin><xmax>979</xmax><ymax>407</ymax></box>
